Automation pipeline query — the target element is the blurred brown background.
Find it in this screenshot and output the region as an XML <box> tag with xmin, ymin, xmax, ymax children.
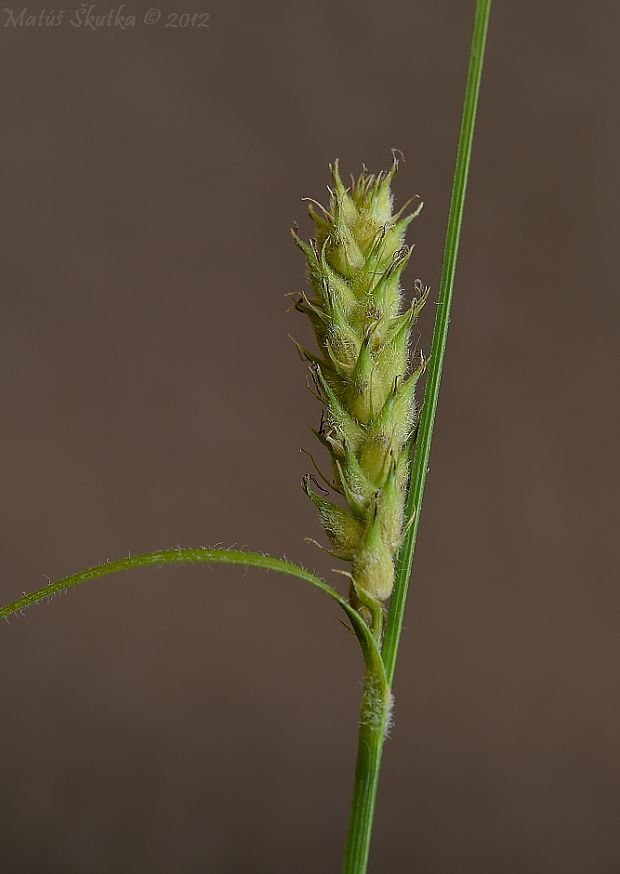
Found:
<box><xmin>1</xmin><ymin>1</ymin><xmax>618</xmax><ymax>871</ymax></box>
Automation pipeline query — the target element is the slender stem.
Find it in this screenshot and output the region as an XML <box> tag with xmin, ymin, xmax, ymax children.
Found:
<box><xmin>341</xmin><ymin>670</ymin><xmax>390</xmax><ymax>874</ymax></box>
<box><xmin>0</xmin><ymin>548</ymin><xmax>327</xmax><ymax>618</ymax></box>
<box><xmin>383</xmin><ymin>0</ymin><xmax>491</xmax><ymax>686</ymax></box>
<box><xmin>0</xmin><ymin>547</ymin><xmax>385</xmax><ymax>677</ymax></box>
<box><xmin>341</xmin><ymin>2</ymin><xmax>491</xmax><ymax>871</ymax></box>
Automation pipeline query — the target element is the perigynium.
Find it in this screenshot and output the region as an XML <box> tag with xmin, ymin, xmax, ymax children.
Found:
<box><xmin>292</xmin><ymin>156</ymin><xmax>427</xmax><ymax>633</ymax></box>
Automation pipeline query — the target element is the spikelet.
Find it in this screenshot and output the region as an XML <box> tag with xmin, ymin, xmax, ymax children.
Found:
<box><xmin>292</xmin><ymin>155</ymin><xmax>428</xmax><ymax>613</ymax></box>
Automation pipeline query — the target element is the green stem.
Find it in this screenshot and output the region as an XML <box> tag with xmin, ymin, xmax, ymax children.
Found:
<box><xmin>0</xmin><ymin>547</ymin><xmax>385</xmax><ymax>678</ymax></box>
<box><xmin>341</xmin><ymin>669</ymin><xmax>389</xmax><ymax>874</ymax></box>
<box><xmin>383</xmin><ymin>0</ymin><xmax>491</xmax><ymax>684</ymax></box>
<box><xmin>0</xmin><ymin>548</ymin><xmax>326</xmax><ymax>618</ymax></box>
<box><xmin>341</xmin><ymin>1</ymin><xmax>491</xmax><ymax>871</ymax></box>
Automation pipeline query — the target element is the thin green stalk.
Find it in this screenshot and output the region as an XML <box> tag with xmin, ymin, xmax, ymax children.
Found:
<box><xmin>0</xmin><ymin>548</ymin><xmax>328</xmax><ymax>618</ymax></box>
<box><xmin>341</xmin><ymin>670</ymin><xmax>389</xmax><ymax>874</ymax></box>
<box><xmin>383</xmin><ymin>0</ymin><xmax>491</xmax><ymax>684</ymax></box>
<box><xmin>341</xmin><ymin>1</ymin><xmax>491</xmax><ymax>870</ymax></box>
<box><xmin>0</xmin><ymin>547</ymin><xmax>385</xmax><ymax>678</ymax></box>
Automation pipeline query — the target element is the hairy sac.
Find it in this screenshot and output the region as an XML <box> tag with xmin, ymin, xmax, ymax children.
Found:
<box><xmin>292</xmin><ymin>157</ymin><xmax>427</xmax><ymax>605</ymax></box>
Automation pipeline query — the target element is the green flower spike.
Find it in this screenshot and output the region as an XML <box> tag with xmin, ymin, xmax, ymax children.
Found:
<box><xmin>293</xmin><ymin>155</ymin><xmax>427</xmax><ymax>631</ymax></box>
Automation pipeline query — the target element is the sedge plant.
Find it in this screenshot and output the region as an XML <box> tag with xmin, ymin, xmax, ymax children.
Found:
<box><xmin>0</xmin><ymin>2</ymin><xmax>490</xmax><ymax>870</ymax></box>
